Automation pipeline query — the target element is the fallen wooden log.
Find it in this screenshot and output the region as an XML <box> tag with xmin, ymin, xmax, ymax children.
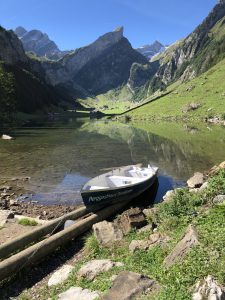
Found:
<box><xmin>0</xmin><ymin>206</ymin><xmax>89</xmax><ymax>260</ymax></box>
<box><xmin>0</xmin><ymin>200</ymin><xmax>130</xmax><ymax>282</ymax></box>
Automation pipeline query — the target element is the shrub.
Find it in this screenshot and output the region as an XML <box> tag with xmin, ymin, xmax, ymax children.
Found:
<box><xmin>18</xmin><ymin>218</ymin><xmax>38</xmax><ymax>226</ymax></box>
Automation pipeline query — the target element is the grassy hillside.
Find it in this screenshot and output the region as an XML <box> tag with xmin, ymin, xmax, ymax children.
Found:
<box><xmin>126</xmin><ymin>57</ymin><xmax>225</xmax><ymax>120</ymax></box>
<box><xmin>78</xmin><ymin>86</ymin><xmax>135</xmax><ymax>114</ymax></box>
<box><xmin>18</xmin><ymin>168</ymin><xmax>225</xmax><ymax>300</ymax></box>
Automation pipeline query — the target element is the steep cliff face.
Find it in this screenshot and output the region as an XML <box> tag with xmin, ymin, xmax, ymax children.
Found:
<box><xmin>148</xmin><ymin>0</ymin><xmax>225</xmax><ymax>92</ymax></box>
<box><xmin>0</xmin><ymin>26</ymin><xmax>28</xmax><ymax>65</ymax></box>
<box><xmin>42</xmin><ymin>27</ymin><xmax>149</xmax><ymax>96</ymax></box>
<box><xmin>0</xmin><ymin>26</ymin><xmax>67</xmax><ymax>116</ymax></box>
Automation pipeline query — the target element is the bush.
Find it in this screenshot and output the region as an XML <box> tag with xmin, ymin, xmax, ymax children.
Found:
<box><xmin>18</xmin><ymin>218</ymin><xmax>38</xmax><ymax>226</ymax></box>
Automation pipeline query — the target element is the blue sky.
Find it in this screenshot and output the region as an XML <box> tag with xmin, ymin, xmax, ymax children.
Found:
<box><xmin>0</xmin><ymin>0</ymin><xmax>217</xmax><ymax>50</ymax></box>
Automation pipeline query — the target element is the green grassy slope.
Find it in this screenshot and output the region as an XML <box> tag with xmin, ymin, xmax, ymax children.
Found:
<box><xmin>127</xmin><ymin>57</ymin><xmax>225</xmax><ymax>120</ymax></box>
<box><xmin>17</xmin><ymin>169</ymin><xmax>225</xmax><ymax>300</ymax></box>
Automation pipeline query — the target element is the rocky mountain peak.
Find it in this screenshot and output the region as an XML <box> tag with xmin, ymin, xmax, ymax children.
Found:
<box><xmin>14</xmin><ymin>27</ymin><xmax>63</xmax><ymax>59</ymax></box>
<box><xmin>136</xmin><ymin>41</ymin><xmax>165</xmax><ymax>60</ymax></box>
<box><xmin>114</xmin><ymin>26</ymin><xmax>124</xmax><ymax>34</ymax></box>
<box><xmin>14</xmin><ymin>26</ymin><xmax>27</xmax><ymax>37</ymax></box>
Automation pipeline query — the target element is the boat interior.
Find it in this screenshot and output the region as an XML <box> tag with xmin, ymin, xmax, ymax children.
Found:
<box><xmin>82</xmin><ymin>165</ymin><xmax>157</xmax><ymax>191</ymax></box>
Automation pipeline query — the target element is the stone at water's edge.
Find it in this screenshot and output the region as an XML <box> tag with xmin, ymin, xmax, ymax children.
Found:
<box><xmin>187</xmin><ymin>172</ymin><xmax>204</xmax><ymax>188</ymax></box>
<box><xmin>93</xmin><ymin>220</ymin><xmax>123</xmax><ymax>246</ymax></box>
<box><xmin>1</xmin><ymin>134</ymin><xmax>13</xmax><ymax>140</ymax></box>
<box><xmin>163</xmin><ymin>224</ymin><xmax>199</xmax><ymax>267</ymax></box>
<box><xmin>58</xmin><ymin>287</ymin><xmax>100</xmax><ymax>300</ymax></box>
<box><xmin>48</xmin><ymin>265</ymin><xmax>74</xmax><ymax>286</ymax></box>
<box><xmin>163</xmin><ymin>189</ymin><xmax>175</xmax><ymax>202</ymax></box>
<box><xmin>192</xmin><ymin>275</ymin><xmax>225</xmax><ymax>300</ymax></box>
<box><xmin>101</xmin><ymin>271</ymin><xmax>160</xmax><ymax>300</ymax></box>
<box><xmin>77</xmin><ymin>259</ymin><xmax>124</xmax><ymax>280</ymax></box>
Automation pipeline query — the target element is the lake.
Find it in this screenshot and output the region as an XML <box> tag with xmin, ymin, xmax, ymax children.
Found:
<box><xmin>0</xmin><ymin>116</ymin><xmax>224</xmax><ymax>205</ymax></box>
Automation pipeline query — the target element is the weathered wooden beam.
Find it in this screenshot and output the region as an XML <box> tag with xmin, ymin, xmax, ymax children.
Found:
<box><xmin>0</xmin><ymin>206</ymin><xmax>89</xmax><ymax>260</ymax></box>
<box><xmin>0</xmin><ymin>200</ymin><xmax>130</xmax><ymax>282</ymax></box>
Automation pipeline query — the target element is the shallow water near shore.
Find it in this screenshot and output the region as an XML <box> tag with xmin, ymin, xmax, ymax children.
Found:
<box><xmin>0</xmin><ymin>116</ymin><xmax>224</xmax><ymax>205</ymax></box>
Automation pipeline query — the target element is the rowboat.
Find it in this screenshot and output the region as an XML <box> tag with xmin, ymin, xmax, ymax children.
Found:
<box><xmin>81</xmin><ymin>164</ymin><xmax>158</xmax><ymax>207</ymax></box>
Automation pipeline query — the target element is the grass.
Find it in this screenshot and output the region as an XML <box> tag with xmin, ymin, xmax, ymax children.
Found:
<box><xmin>126</xmin><ymin>57</ymin><xmax>225</xmax><ymax>120</ymax></box>
<box><xmin>18</xmin><ymin>218</ymin><xmax>38</xmax><ymax>226</ymax></box>
<box><xmin>78</xmin><ymin>85</ymin><xmax>136</xmax><ymax>114</ymax></box>
<box><xmin>18</xmin><ymin>170</ymin><xmax>225</xmax><ymax>300</ymax></box>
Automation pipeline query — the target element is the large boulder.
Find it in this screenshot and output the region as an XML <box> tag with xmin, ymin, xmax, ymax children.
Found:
<box><xmin>163</xmin><ymin>224</ymin><xmax>199</xmax><ymax>267</ymax></box>
<box><xmin>101</xmin><ymin>271</ymin><xmax>160</xmax><ymax>300</ymax></box>
<box><xmin>115</xmin><ymin>207</ymin><xmax>147</xmax><ymax>235</ymax></box>
<box><xmin>77</xmin><ymin>259</ymin><xmax>123</xmax><ymax>280</ymax></box>
<box><xmin>93</xmin><ymin>221</ymin><xmax>123</xmax><ymax>246</ymax></box>
<box><xmin>58</xmin><ymin>287</ymin><xmax>99</xmax><ymax>300</ymax></box>
<box><xmin>187</xmin><ymin>173</ymin><xmax>204</xmax><ymax>188</ymax></box>
<box><xmin>48</xmin><ymin>265</ymin><xmax>74</xmax><ymax>286</ymax></box>
<box><xmin>192</xmin><ymin>275</ymin><xmax>225</xmax><ymax>300</ymax></box>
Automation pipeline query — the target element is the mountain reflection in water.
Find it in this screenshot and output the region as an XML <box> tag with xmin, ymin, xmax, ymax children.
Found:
<box><xmin>1</xmin><ymin>117</ymin><xmax>224</xmax><ymax>205</ymax></box>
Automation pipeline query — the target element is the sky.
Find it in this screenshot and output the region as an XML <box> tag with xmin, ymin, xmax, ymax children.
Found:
<box><xmin>0</xmin><ymin>0</ymin><xmax>217</xmax><ymax>50</ymax></box>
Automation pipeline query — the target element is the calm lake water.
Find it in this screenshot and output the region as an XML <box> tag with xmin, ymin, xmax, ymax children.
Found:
<box><xmin>0</xmin><ymin>116</ymin><xmax>225</xmax><ymax>205</ymax></box>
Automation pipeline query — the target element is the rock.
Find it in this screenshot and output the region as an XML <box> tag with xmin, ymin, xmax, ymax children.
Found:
<box><xmin>115</xmin><ymin>208</ymin><xmax>147</xmax><ymax>235</ymax></box>
<box><xmin>213</xmin><ymin>195</ymin><xmax>225</xmax><ymax>204</ymax></box>
<box><xmin>0</xmin><ymin>186</ymin><xmax>11</xmax><ymax>192</ymax></box>
<box><xmin>189</xmin><ymin>188</ymin><xmax>201</xmax><ymax>193</ymax></box>
<box><xmin>199</xmin><ymin>181</ymin><xmax>209</xmax><ymax>191</ymax></box>
<box><xmin>64</xmin><ymin>220</ymin><xmax>76</xmax><ymax>229</ymax></box>
<box><xmin>163</xmin><ymin>224</ymin><xmax>199</xmax><ymax>268</ymax></box>
<box><xmin>208</xmin><ymin>161</ymin><xmax>225</xmax><ymax>176</ymax></box>
<box><xmin>138</xmin><ymin>224</ymin><xmax>153</xmax><ymax>234</ymax></box>
<box><xmin>101</xmin><ymin>271</ymin><xmax>160</xmax><ymax>300</ymax></box>
<box><xmin>48</xmin><ymin>265</ymin><xmax>74</xmax><ymax>286</ymax></box>
<box><xmin>129</xmin><ymin>240</ymin><xmax>150</xmax><ymax>253</ymax></box>
<box><xmin>0</xmin><ymin>209</ymin><xmax>14</xmax><ymax>226</ymax></box>
<box><xmin>192</xmin><ymin>275</ymin><xmax>225</xmax><ymax>300</ymax></box>
<box><xmin>163</xmin><ymin>190</ymin><xmax>175</xmax><ymax>202</ymax></box>
<box><xmin>58</xmin><ymin>287</ymin><xmax>99</xmax><ymax>300</ymax></box>
<box><xmin>129</xmin><ymin>233</ymin><xmax>169</xmax><ymax>253</ymax></box>
<box><xmin>1</xmin><ymin>134</ymin><xmax>13</xmax><ymax>140</ymax></box>
<box><xmin>93</xmin><ymin>221</ymin><xmax>123</xmax><ymax>246</ymax></box>
<box><xmin>78</xmin><ymin>259</ymin><xmax>124</xmax><ymax>280</ymax></box>
<box><xmin>219</xmin><ymin>161</ymin><xmax>225</xmax><ymax>169</ymax></box>
<box><xmin>187</xmin><ymin>173</ymin><xmax>204</xmax><ymax>188</ymax></box>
